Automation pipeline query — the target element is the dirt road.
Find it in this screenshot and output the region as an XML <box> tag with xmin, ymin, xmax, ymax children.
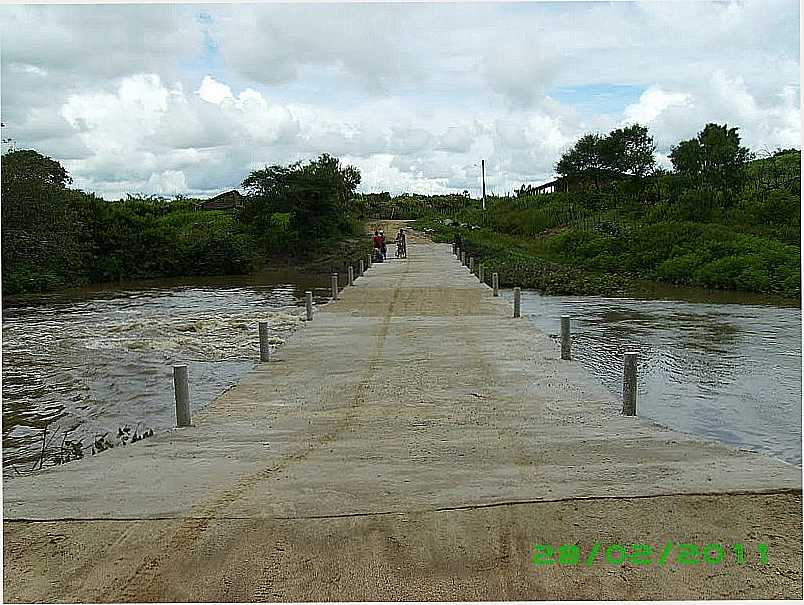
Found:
<box><xmin>4</xmin><ymin>233</ymin><xmax>801</xmax><ymax>601</ymax></box>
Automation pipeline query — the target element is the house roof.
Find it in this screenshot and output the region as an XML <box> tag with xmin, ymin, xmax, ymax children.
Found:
<box><xmin>208</xmin><ymin>189</ymin><xmax>243</xmax><ymax>201</ymax></box>
<box><xmin>197</xmin><ymin>190</ymin><xmax>244</xmax><ymax>210</ymax></box>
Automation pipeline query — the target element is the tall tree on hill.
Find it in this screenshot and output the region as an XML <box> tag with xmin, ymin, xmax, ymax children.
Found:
<box><xmin>2</xmin><ymin>149</ymin><xmax>72</xmax><ymax>188</ymax></box>
<box><xmin>555</xmin><ymin>124</ymin><xmax>656</xmax><ymax>190</ymax></box>
<box><xmin>555</xmin><ymin>133</ymin><xmax>605</xmax><ymax>178</ymax></box>
<box><xmin>600</xmin><ymin>124</ymin><xmax>656</xmax><ymax>177</ymax></box>
<box><xmin>669</xmin><ymin>123</ymin><xmax>752</xmax><ymax>193</ymax></box>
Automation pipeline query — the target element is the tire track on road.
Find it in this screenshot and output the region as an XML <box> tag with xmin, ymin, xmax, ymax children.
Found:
<box><xmin>114</xmin><ymin>259</ymin><xmax>409</xmax><ymax>602</ymax></box>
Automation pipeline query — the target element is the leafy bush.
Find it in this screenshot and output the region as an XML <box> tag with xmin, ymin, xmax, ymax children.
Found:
<box><xmin>2</xmin><ymin>149</ymin><xmax>366</xmax><ymax>295</ymax></box>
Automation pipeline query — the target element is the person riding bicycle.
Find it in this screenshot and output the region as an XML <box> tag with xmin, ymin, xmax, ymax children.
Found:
<box><xmin>396</xmin><ymin>229</ymin><xmax>407</xmax><ymax>258</ymax></box>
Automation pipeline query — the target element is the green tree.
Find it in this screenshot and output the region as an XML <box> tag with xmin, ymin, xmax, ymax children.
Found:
<box><xmin>240</xmin><ymin>154</ymin><xmax>361</xmax><ymax>243</ymax></box>
<box><xmin>556</xmin><ymin>125</ymin><xmax>656</xmax><ymax>190</ymax></box>
<box><xmin>600</xmin><ymin>124</ymin><xmax>656</xmax><ymax>177</ymax></box>
<box><xmin>555</xmin><ymin>133</ymin><xmax>605</xmax><ymax>178</ymax></box>
<box><xmin>669</xmin><ymin>123</ymin><xmax>752</xmax><ymax>192</ymax></box>
<box><xmin>1</xmin><ymin>149</ymin><xmax>88</xmax><ymax>293</ymax></box>
<box><xmin>2</xmin><ymin>149</ymin><xmax>72</xmax><ymax>188</ymax></box>
<box><xmin>668</xmin><ymin>138</ymin><xmax>702</xmax><ymax>175</ymax></box>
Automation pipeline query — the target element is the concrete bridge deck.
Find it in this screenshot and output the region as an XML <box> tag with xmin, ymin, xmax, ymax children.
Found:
<box><xmin>3</xmin><ymin>234</ymin><xmax>802</xmax><ymax>601</ymax></box>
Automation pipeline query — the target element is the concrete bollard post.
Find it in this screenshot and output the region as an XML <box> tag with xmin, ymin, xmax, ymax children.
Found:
<box><xmin>456</xmin><ymin>246</ymin><xmax>461</xmax><ymax>260</ymax></box>
<box><xmin>453</xmin><ymin>242</ymin><xmax>457</xmax><ymax>255</ymax></box>
<box><xmin>331</xmin><ymin>273</ymin><xmax>339</xmax><ymax>300</ymax></box>
<box><xmin>368</xmin><ymin>253</ymin><xmax>372</xmax><ymax>269</ymax></box>
<box><xmin>479</xmin><ymin>264</ymin><xmax>484</xmax><ymax>283</ymax></box>
<box><xmin>560</xmin><ymin>315</ymin><xmax>571</xmax><ymax>360</ymax></box>
<box><xmin>461</xmin><ymin>251</ymin><xmax>467</xmax><ymax>266</ymax></box>
<box><xmin>492</xmin><ymin>272</ymin><xmax>499</xmax><ymax>296</ymax></box>
<box><xmin>513</xmin><ymin>287</ymin><xmax>521</xmax><ymax>318</ymax></box>
<box><xmin>622</xmin><ymin>352</ymin><xmax>638</xmax><ymax>416</ymax></box>
<box><xmin>305</xmin><ymin>291</ymin><xmax>313</xmax><ymax>321</ymax></box>
<box><xmin>469</xmin><ymin>257</ymin><xmax>474</xmax><ymax>273</ymax></box>
<box><xmin>173</xmin><ymin>365</ymin><xmax>191</xmax><ymax>427</ymax></box>
<box><xmin>259</xmin><ymin>321</ymin><xmax>271</xmax><ymax>362</ymax></box>
<box><xmin>359</xmin><ymin>259</ymin><xmax>364</xmax><ymax>277</ymax></box>
<box><xmin>348</xmin><ymin>265</ymin><xmax>354</xmax><ymax>286</ymax></box>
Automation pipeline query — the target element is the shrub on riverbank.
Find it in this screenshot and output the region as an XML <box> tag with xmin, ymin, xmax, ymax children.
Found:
<box><xmin>415</xmin><ymin>149</ymin><xmax>800</xmax><ymax>299</ymax></box>
<box><xmin>452</xmin><ymin>229</ymin><xmax>631</xmax><ymax>296</ymax></box>
<box><xmin>424</xmin><ymin>215</ymin><xmax>800</xmax><ymax>299</ymax></box>
<box><xmin>1</xmin><ymin>150</ymin><xmax>368</xmax><ymax>295</ymax></box>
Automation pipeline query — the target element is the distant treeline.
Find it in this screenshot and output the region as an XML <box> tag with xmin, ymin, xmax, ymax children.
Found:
<box><xmin>353</xmin><ymin>191</ymin><xmax>476</xmax><ymax>220</ymax></box>
<box><xmin>1</xmin><ymin>150</ymin><xmax>368</xmax><ymax>295</ymax></box>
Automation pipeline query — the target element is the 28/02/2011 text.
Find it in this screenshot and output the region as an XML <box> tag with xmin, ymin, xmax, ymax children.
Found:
<box><xmin>532</xmin><ymin>542</ymin><xmax>769</xmax><ymax>567</ymax></box>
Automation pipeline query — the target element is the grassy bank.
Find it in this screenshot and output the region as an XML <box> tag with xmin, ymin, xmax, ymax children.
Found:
<box><xmin>423</xmin><ymin>219</ymin><xmax>799</xmax><ymax>298</ymax></box>
<box><xmin>414</xmin><ymin>151</ymin><xmax>800</xmax><ymax>299</ymax></box>
<box><xmin>424</xmin><ymin>225</ymin><xmax>633</xmax><ymax>296</ymax></box>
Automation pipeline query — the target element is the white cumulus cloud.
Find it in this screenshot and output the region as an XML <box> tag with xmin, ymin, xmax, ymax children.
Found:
<box><xmin>1</xmin><ymin>1</ymin><xmax>798</xmax><ymax>197</ymax></box>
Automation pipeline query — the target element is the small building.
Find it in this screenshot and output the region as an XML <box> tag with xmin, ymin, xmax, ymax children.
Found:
<box><xmin>196</xmin><ymin>190</ymin><xmax>244</xmax><ymax>211</ymax></box>
<box><xmin>530</xmin><ymin>169</ymin><xmax>635</xmax><ymax>195</ymax></box>
<box><xmin>532</xmin><ymin>178</ymin><xmax>568</xmax><ymax>195</ymax></box>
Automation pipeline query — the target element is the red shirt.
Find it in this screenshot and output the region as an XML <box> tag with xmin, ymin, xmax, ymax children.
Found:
<box><xmin>373</xmin><ymin>235</ymin><xmax>382</xmax><ymax>248</ymax></box>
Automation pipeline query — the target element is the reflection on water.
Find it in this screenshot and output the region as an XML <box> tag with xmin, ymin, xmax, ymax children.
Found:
<box><xmin>2</xmin><ymin>272</ymin><xmax>332</xmax><ymax>472</ymax></box>
<box><xmin>512</xmin><ymin>290</ymin><xmax>802</xmax><ymax>465</ymax></box>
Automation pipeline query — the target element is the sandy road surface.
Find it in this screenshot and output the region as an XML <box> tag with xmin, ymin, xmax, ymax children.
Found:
<box><xmin>3</xmin><ymin>232</ymin><xmax>801</xmax><ymax>601</ymax></box>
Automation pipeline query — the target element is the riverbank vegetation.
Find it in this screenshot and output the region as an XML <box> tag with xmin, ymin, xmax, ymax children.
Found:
<box><xmin>411</xmin><ymin>124</ymin><xmax>800</xmax><ymax>299</ymax></box>
<box><xmin>4</xmin><ymin>121</ymin><xmax>799</xmax><ymax>299</ymax></box>
<box><xmin>2</xmin><ymin>150</ymin><xmax>371</xmax><ymax>296</ymax></box>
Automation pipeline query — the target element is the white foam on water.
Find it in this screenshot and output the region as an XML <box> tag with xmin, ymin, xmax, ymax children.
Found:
<box><xmin>3</xmin><ymin>301</ymin><xmax>310</xmax><ymax>471</ymax></box>
<box><xmin>82</xmin><ymin>309</ymin><xmax>305</xmax><ymax>361</ymax></box>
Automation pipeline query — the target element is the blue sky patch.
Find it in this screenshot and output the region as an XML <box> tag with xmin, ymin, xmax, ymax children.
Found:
<box><xmin>552</xmin><ymin>84</ymin><xmax>644</xmax><ymax>115</ymax></box>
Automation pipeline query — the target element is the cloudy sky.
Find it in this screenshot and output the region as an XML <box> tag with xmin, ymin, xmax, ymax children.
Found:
<box><xmin>1</xmin><ymin>0</ymin><xmax>799</xmax><ymax>199</ymax></box>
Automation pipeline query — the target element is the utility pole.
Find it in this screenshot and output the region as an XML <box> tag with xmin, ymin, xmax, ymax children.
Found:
<box><xmin>481</xmin><ymin>159</ymin><xmax>486</xmax><ymax>210</ymax></box>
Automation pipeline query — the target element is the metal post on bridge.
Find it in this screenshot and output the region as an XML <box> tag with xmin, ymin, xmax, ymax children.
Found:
<box><xmin>305</xmin><ymin>291</ymin><xmax>313</xmax><ymax>321</ymax></box>
<box><xmin>478</xmin><ymin>264</ymin><xmax>484</xmax><ymax>283</ymax></box>
<box><xmin>492</xmin><ymin>272</ymin><xmax>499</xmax><ymax>296</ymax></box>
<box><xmin>469</xmin><ymin>257</ymin><xmax>474</xmax><ymax>273</ymax></box>
<box><xmin>359</xmin><ymin>259</ymin><xmax>364</xmax><ymax>277</ymax></box>
<box><xmin>173</xmin><ymin>365</ymin><xmax>191</xmax><ymax>428</ymax></box>
<box><xmin>348</xmin><ymin>265</ymin><xmax>354</xmax><ymax>286</ymax></box>
<box><xmin>513</xmin><ymin>287</ymin><xmax>521</xmax><ymax>318</ymax></box>
<box><xmin>560</xmin><ymin>315</ymin><xmax>571</xmax><ymax>360</ymax></box>
<box><xmin>259</xmin><ymin>322</ymin><xmax>271</xmax><ymax>362</ymax></box>
<box><xmin>622</xmin><ymin>352</ymin><xmax>638</xmax><ymax>416</ymax></box>
<box><xmin>331</xmin><ymin>273</ymin><xmax>339</xmax><ymax>300</ymax></box>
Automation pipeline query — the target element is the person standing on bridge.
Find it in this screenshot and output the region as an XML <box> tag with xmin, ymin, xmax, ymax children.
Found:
<box><xmin>372</xmin><ymin>229</ymin><xmax>385</xmax><ymax>263</ymax></box>
<box><xmin>379</xmin><ymin>229</ymin><xmax>387</xmax><ymax>259</ymax></box>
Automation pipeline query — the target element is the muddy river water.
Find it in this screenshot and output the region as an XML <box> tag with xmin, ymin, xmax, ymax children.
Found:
<box><xmin>1</xmin><ymin>272</ymin><xmax>332</xmax><ymax>472</ymax></box>
<box><xmin>2</xmin><ymin>272</ymin><xmax>801</xmax><ymax>473</ymax></box>
<box><xmin>511</xmin><ymin>286</ymin><xmax>801</xmax><ymax>465</ymax></box>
